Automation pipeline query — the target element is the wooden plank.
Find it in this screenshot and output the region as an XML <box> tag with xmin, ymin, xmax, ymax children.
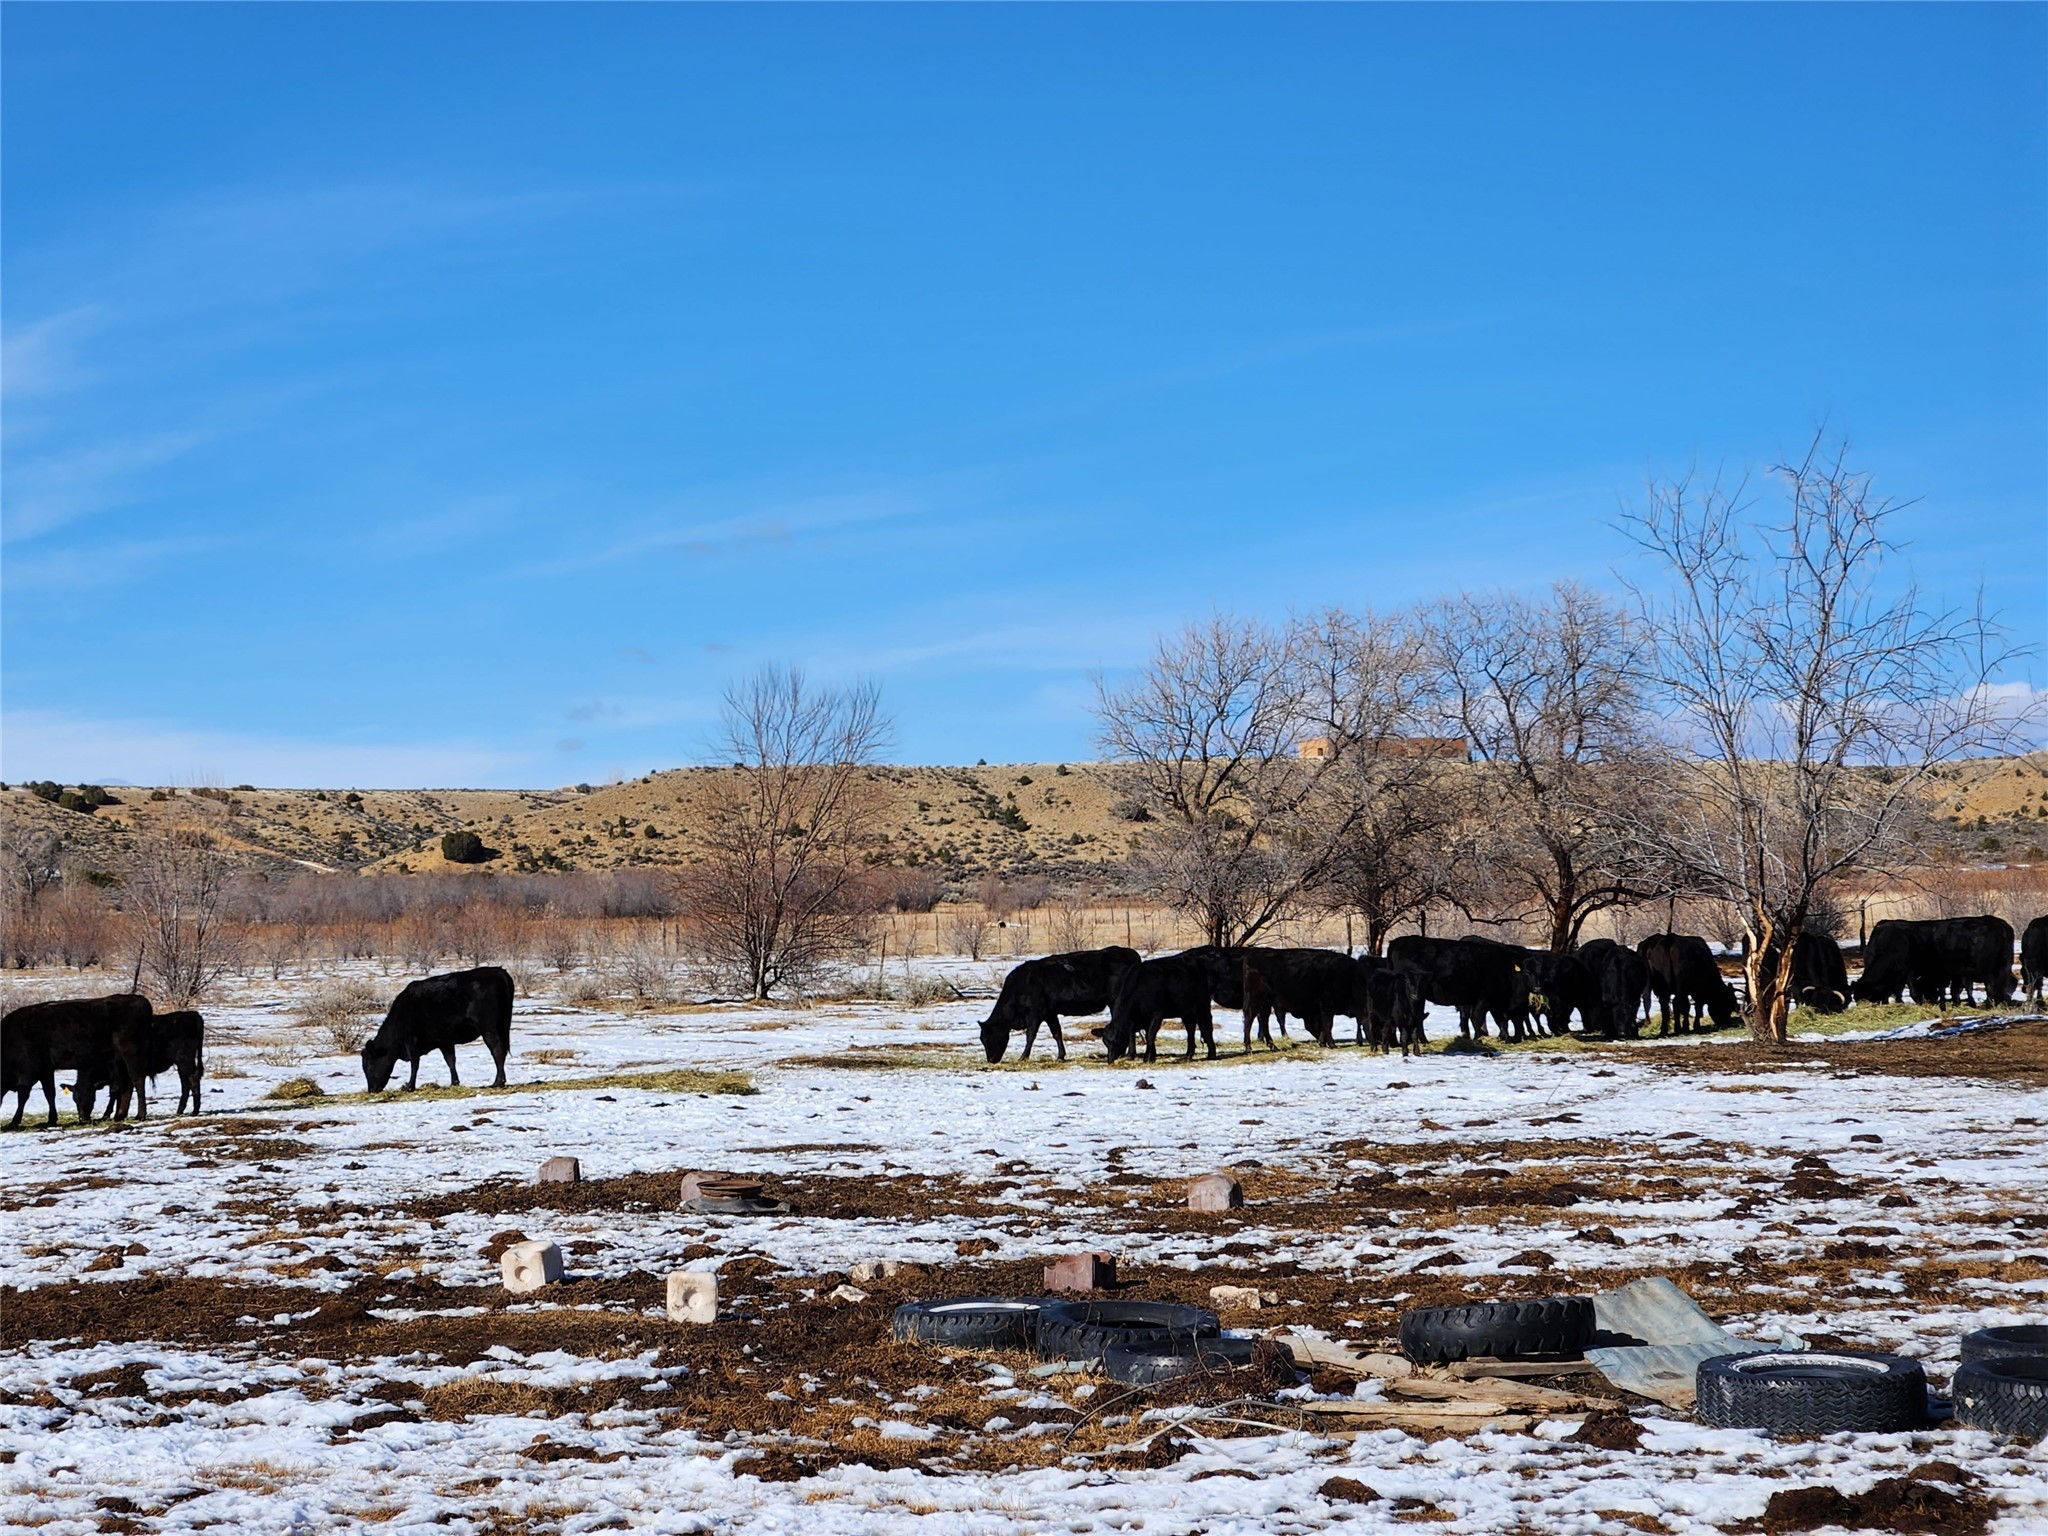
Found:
<box><xmin>1301</xmin><ymin>1408</ymin><xmax>1539</xmax><ymax>1435</ymax></box>
<box><xmin>1443</xmin><ymin>1358</ymin><xmax>1590</xmax><ymax>1380</ymax></box>
<box><xmin>1280</xmin><ymin>1333</ymin><xmax>1413</xmax><ymax>1379</ymax></box>
<box><xmin>1295</xmin><ymin>1398</ymin><xmax>1519</xmax><ymax>1421</ymax></box>
<box><xmin>1387</xmin><ymin>1377</ymin><xmax>1611</xmax><ymax>1411</ymax></box>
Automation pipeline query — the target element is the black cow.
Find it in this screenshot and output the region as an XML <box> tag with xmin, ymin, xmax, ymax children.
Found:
<box><xmin>361</xmin><ymin>966</ymin><xmax>513</xmax><ymax>1092</ymax></box>
<box><xmin>1363</xmin><ymin>963</ymin><xmax>1426</xmax><ymax>1056</ymax></box>
<box><xmin>2</xmin><ymin>993</ymin><xmax>154</xmax><ymax>1129</ymax></box>
<box><xmin>82</xmin><ymin>1009</ymin><xmax>206</xmax><ymax>1120</ymax></box>
<box><xmin>1177</xmin><ymin>946</ymin><xmax>1256</xmax><ymax>1011</ymax></box>
<box><xmin>1386</xmin><ymin>936</ymin><xmax>1527</xmax><ymax>1039</ymax></box>
<box><xmin>979</xmin><ymin>947</ymin><xmax>1140</xmax><ymax>1062</ymax></box>
<box><xmin>1853</xmin><ymin>917</ymin><xmax>2015</xmax><ymax>1007</ymax></box>
<box><xmin>1790</xmin><ymin>931</ymin><xmax>1850</xmax><ymax>1013</ymax></box>
<box><xmin>2023</xmin><ymin>916</ymin><xmax>2048</xmax><ymax>1007</ymax></box>
<box><xmin>1242</xmin><ymin>948</ymin><xmax>1364</xmax><ymax>1049</ymax></box>
<box><xmin>1102</xmin><ymin>953</ymin><xmax>1216</xmax><ymax>1064</ymax></box>
<box><xmin>1577</xmin><ymin>939</ymin><xmax>1648</xmax><ymax>1040</ymax></box>
<box><xmin>1640</xmin><ymin>933</ymin><xmax>1740</xmax><ymax>1035</ymax></box>
<box><xmin>1518</xmin><ymin>949</ymin><xmax>1598</xmax><ymax>1036</ymax></box>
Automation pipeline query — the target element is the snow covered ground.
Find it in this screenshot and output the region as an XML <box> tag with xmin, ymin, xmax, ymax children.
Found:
<box><xmin>4</xmin><ymin>962</ymin><xmax>2046</xmax><ymax>1534</ymax></box>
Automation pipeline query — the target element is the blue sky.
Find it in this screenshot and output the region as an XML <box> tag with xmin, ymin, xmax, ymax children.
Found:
<box><xmin>4</xmin><ymin>5</ymin><xmax>2043</xmax><ymax>787</ymax></box>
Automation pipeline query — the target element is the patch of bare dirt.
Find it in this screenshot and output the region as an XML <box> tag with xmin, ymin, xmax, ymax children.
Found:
<box><xmin>1642</xmin><ymin>1020</ymin><xmax>2048</xmax><ymax>1085</ymax></box>
<box><xmin>1732</xmin><ymin>1470</ymin><xmax>1994</xmax><ymax>1535</ymax></box>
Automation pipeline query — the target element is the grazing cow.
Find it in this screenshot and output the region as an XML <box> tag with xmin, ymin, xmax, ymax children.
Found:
<box><xmin>2023</xmin><ymin>916</ymin><xmax>2048</xmax><ymax>1007</ymax></box>
<box><xmin>1790</xmin><ymin>931</ymin><xmax>1850</xmax><ymax>1013</ymax></box>
<box><xmin>979</xmin><ymin>946</ymin><xmax>1140</xmax><ymax>1063</ymax></box>
<box><xmin>2</xmin><ymin>994</ymin><xmax>154</xmax><ymax>1129</ymax></box>
<box><xmin>1241</xmin><ymin>948</ymin><xmax>1364</xmax><ymax>1049</ymax></box>
<box><xmin>1577</xmin><ymin>940</ymin><xmax>1649</xmax><ymax>1040</ymax></box>
<box><xmin>1102</xmin><ymin>954</ymin><xmax>1216</xmax><ymax>1064</ymax></box>
<box><xmin>1386</xmin><ymin>936</ymin><xmax>1528</xmax><ymax>1039</ymax></box>
<box><xmin>82</xmin><ymin>1009</ymin><xmax>206</xmax><ymax>1120</ymax></box>
<box><xmin>1518</xmin><ymin>949</ymin><xmax>1598</xmax><ymax>1037</ymax></box>
<box><xmin>361</xmin><ymin>966</ymin><xmax>513</xmax><ymax>1092</ymax></box>
<box><xmin>1363</xmin><ymin>963</ymin><xmax>1426</xmax><ymax>1056</ymax></box>
<box><xmin>1640</xmin><ymin>933</ymin><xmax>1741</xmax><ymax>1035</ymax></box>
<box><xmin>1853</xmin><ymin>917</ymin><xmax>2016</xmax><ymax>1007</ymax></box>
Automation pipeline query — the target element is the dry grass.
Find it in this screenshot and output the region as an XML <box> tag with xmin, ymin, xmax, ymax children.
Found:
<box><xmin>265</xmin><ymin>1067</ymin><xmax>754</xmax><ymax>1109</ymax></box>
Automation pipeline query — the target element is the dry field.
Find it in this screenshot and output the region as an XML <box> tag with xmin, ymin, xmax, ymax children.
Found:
<box><xmin>3</xmin><ymin>959</ymin><xmax>2046</xmax><ymax>1534</ymax></box>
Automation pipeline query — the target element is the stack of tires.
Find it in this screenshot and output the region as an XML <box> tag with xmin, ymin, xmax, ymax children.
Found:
<box><xmin>1950</xmin><ymin>1325</ymin><xmax>2048</xmax><ymax>1439</ymax></box>
<box><xmin>892</xmin><ymin>1296</ymin><xmax>1266</xmax><ymax>1386</ymax></box>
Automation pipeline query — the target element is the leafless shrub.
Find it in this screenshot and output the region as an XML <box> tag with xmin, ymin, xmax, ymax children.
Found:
<box><xmin>611</xmin><ymin>933</ymin><xmax>677</xmax><ymax>1004</ymax></box>
<box><xmin>556</xmin><ymin>970</ymin><xmax>613</xmax><ymax>1007</ymax></box>
<box><xmin>537</xmin><ymin>918</ymin><xmax>581</xmax><ymax>972</ymax></box>
<box><xmin>941</xmin><ymin>909</ymin><xmax>993</xmax><ymax>959</ymax></box>
<box><xmin>46</xmin><ymin>886</ymin><xmax>114</xmax><ymax>968</ymax></box>
<box><xmin>1043</xmin><ymin>902</ymin><xmax>1093</xmax><ymax>954</ymax></box>
<box><xmin>293</xmin><ymin>976</ymin><xmax>385</xmax><ymax>1055</ymax></box>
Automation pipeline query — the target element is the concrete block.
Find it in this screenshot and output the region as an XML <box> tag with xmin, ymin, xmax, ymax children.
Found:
<box><xmin>665</xmin><ymin>1270</ymin><xmax>717</xmax><ymax>1324</ymax></box>
<box><xmin>501</xmin><ymin>1240</ymin><xmax>564</xmax><ymax>1294</ymax></box>
<box><xmin>538</xmin><ymin>1157</ymin><xmax>581</xmax><ymax>1184</ymax></box>
<box><xmin>1188</xmin><ymin>1173</ymin><xmax>1244</xmax><ymax>1212</ymax></box>
<box><xmin>1044</xmin><ymin>1251</ymin><xmax>1116</xmax><ymax>1292</ymax></box>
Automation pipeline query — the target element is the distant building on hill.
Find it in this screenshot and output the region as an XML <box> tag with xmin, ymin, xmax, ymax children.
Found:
<box><xmin>1296</xmin><ymin>736</ymin><xmax>1469</xmax><ymax>762</ymax></box>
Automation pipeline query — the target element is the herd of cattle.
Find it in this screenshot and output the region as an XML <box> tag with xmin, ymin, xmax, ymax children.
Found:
<box><xmin>1</xmin><ymin>914</ymin><xmax>2043</xmax><ymax>1129</ymax></box>
<box><xmin>1</xmin><ymin>966</ymin><xmax>514</xmax><ymax>1131</ymax></box>
<box><xmin>980</xmin><ymin>913</ymin><xmax>2048</xmax><ymax>1064</ymax></box>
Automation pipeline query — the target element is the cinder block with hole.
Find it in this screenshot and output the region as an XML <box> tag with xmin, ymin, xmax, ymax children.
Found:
<box><xmin>666</xmin><ymin>1270</ymin><xmax>717</xmax><ymax>1324</ymax></box>
<box><xmin>501</xmin><ymin>1240</ymin><xmax>564</xmax><ymax>1293</ymax></box>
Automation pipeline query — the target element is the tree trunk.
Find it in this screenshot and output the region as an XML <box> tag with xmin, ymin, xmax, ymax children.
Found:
<box><xmin>1743</xmin><ymin>916</ymin><xmax>1793</xmax><ymax>1046</ymax></box>
<box><xmin>1548</xmin><ymin>893</ymin><xmax>1574</xmax><ymax>955</ymax></box>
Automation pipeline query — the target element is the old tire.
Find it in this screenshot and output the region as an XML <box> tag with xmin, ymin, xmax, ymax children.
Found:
<box><xmin>1951</xmin><ymin>1358</ymin><xmax>2048</xmax><ymax>1439</ymax></box>
<box><xmin>1695</xmin><ymin>1351</ymin><xmax>1925</xmax><ymax>1434</ymax></box>
<box><xmin>1397</xmin><ymin>1297</ymin><xmax>1595</xmax><ymax>1363</ymax></box>
<box><xmin>1959</xmin><ymin>1325</ymin><xmax>2048</xmax><ymax>1367</ymax></box>
<box><xmin>891</xmin><ymin>1298</ymin><xmax>1041</xmax><ymax>1350</ymax></box>
<box><xmin>1035</xmin><ymin>1300</ymin><xmax>1219</xmax><ymax>1363</ymax></box>
<box><xmin>1101</xmin><ymin>1337</ymin><xmax>1262</xmax><ymax>1386</ymax></box>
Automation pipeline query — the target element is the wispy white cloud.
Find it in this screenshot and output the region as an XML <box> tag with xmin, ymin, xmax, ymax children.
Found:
<box><xmin>1</xmin><ymin>534</ymin><xmax>222</xmax><ymax>591</ymax></box>
<box><xmin>0</xmin><ymin>709</ymin><xmax>522</xmax><ymax>790</ymax></box>
<box><xmin>1</xmin><ymin>430</ymin><xmax>213</xmax><ymax>544</ymax></box>
<box><xmin>507</xmin><ymin>488</ymin><xmax>922</xmax><ymax>580</ymax></box>
<box><xmin>0</xmin><ymin>306</ymin><xmax>110</xmax><ymax>402</ymax></box>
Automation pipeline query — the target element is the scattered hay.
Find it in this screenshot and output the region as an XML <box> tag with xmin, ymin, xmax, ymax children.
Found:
<box><xmin>267</xmin><ymin>1067</ymin><xmax>754</xmax><ymax>1109</ymax></box>
<box><xmin>265</xmin><ymin>1077</ymin><xmax>327</xmax><ymax>1102</ymax></box>
<box><xmin>421</xmin><ymin>1376</ymin><xmax>562</xmax><ymax>1421</ymax></box>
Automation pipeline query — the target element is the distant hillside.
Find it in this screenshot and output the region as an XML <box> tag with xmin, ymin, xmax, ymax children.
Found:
<box><xmin>5</xmin><ymin>753</ymin><xmax>2044</xmax><ymax>888</ymax></box>
<box><xmin>0</xmin><ymin>763</ymin><xmax>1154</xmax><ymax>887</ymax></box>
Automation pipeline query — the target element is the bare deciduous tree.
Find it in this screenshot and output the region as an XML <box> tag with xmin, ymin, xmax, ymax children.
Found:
<box><xmin>1619</xmin><ymin>437</ymin><xmax>2030</xmax><ymax>1042</ymax></box>
<box><xmin>677</xmin><ymin>665</ymin><xmax>891</xmax><ymax>999</ymax></box>
<box><xmin>1095</xmin><ymin>614</ymin><xmax>1359</xmax><ymax>946</ymax></box>
<box><xmin>129</xmin><ymin>817</ymin><xmax>241</xmax><ymax>1005</ymax></box>
<box><xmin>1296</xmin><ymin>609</ymin><xmax>1457</xmax><ymax>953</ymax></box>
<box><xmin>1424</xmin><ymin>582</ymin><xmax>1661</xmax><ymax>949</ymax></box>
